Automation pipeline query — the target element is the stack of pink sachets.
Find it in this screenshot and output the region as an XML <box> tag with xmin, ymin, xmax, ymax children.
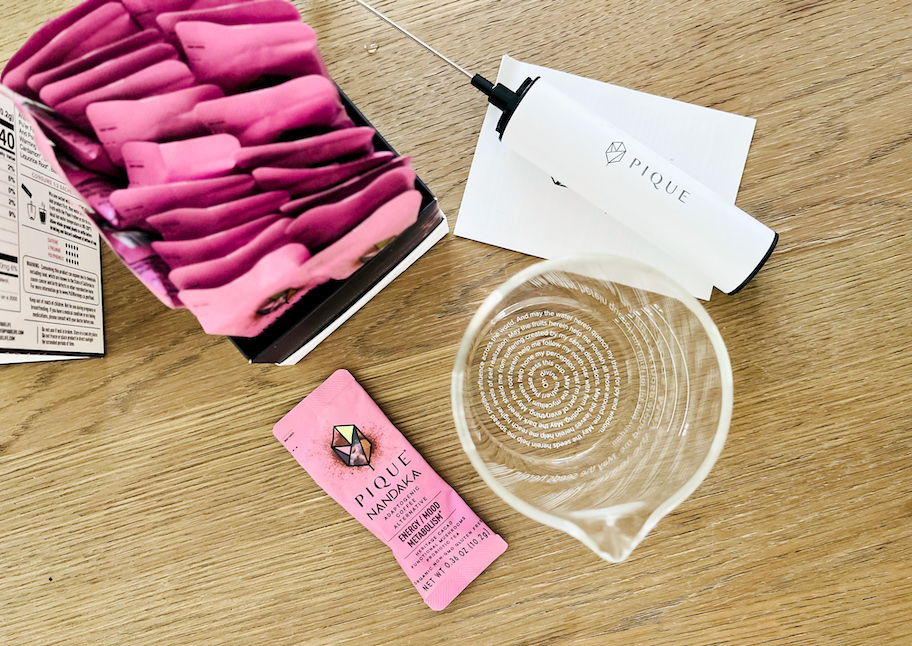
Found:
<box><xmin>1</xmin><ymin>0</ymin><xmax>423</xmax><ymax>338</ymax></box>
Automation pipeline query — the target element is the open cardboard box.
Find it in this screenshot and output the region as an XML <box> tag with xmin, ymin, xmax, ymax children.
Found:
<box><xmin>230</xmin><ymin>87</ymin><xmax>447</xmax><ymax>365</ymax></box>
<box><xmin>5</xmin><ymin>83</ymin><xmax>447</xmax><ymax>364</ymax></box>
<box><xmin>3</xmin><ymin>65</ymin><xmax>446</xmax><ymax>366</ymax></box>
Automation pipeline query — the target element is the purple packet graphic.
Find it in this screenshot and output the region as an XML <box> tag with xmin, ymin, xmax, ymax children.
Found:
<box><xmin>252</xmin><ymin>151</ymin><xmax>394</xmax><ymax>195</ymax></box>
<box><xmin>2</xmin><ymin>2</ymin><xmax>140</xmax><ymax>97</ymax></box>
<box><xmin>175</xmin><ymin>20</ymin><xmax>327</xmax><ymax>92</ymax></box>
<box><xmin>166</xmin><ymin>217</ymin><xmax>300</xmax><ymax>290</ymax></box>
<box><xmin>109</xmin><ymin>174</ymin><xmax>256</xmax><ymax>228</ymax></box>
<box><xmin>286</xmin><ymin>165</ymin><xmax>416</xmax><ymax>250</ymax></box>
<box><xmin>145</xmin><ymin>191</ymin><xmax>289</xmax><ymax>240</ymax></box>
<box><xmin>86</xmin><ymin>84</ymin><xmax>224</xmax><ymax>165</ymax></box>
<box><xmin>122</xmin><ymin>0</ymin><xmax>254</xmax><ymax>29</ymax></box>
<box><xmin>39</xmin><ymin>42</ymin><xmax>179</xmax><ymax>108</ymax></box>
<box><xmin>233</xmin><ymin>126</ymin><xmax>376</xmax><ymax>170</ymax></box>
<box><xmin>280</xmin><ymin>156</ymin><xmax>410</xmax><ymax>216</ymax></box>
<box><xmin>178</xmin><ymin>189</ymin><xmax>422</xmax><ymax>337</ymax></box>
<box><xmin>152</xmin><ymin>213</ymin><xmax>282</xmax><ymax>267</ymax></box>
<box><xmin>192</xmin><ymin>75</ymin><xmax>345</xmax><ymax>145</ymax></box>
<box><xmin>26</xmin><ymin>101</ymin><xmax>119</xmax><ymax>177</ymax></box>
<box><xmin>27</xmin><ymin>30</ymin><xmax>163</xmax><ymax>95</ymax></box>
<box><xmin>55</xmin><ymin>60</ymin><xmax>196</xmax><ymax>130</ymax></box>
<box><xmin>157</xmin><ymin>0</ymin><xmax>302</xmax><ymax>40</ymax></box>
<box><xmin>122</xmin><ymin>134</ymin><xmax>240</xmax><ymax>185</ymax></box>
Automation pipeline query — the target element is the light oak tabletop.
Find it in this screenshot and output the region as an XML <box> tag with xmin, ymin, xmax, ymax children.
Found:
<box><xmin>1</xmin><ymin>0</ymin><xmax>910</xmax><ymax>644</ymax></box>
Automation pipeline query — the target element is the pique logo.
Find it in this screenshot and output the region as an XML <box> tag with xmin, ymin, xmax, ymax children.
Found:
<box><xmin>605</xmin><ymin>145</ymin><xmax>692</xmax><ymax>204</ymax></box>
<box><xmin>605</xmin><ymin>142</ymin><xmax>626</xmax><ymax>164</ymax></box>
<box><xmin>331</xmin><ymin>424</ymin><xmax>373</xmax><ymax>469</ymax></box>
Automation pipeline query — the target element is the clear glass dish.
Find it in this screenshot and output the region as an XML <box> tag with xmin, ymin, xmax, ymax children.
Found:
<box><xmin>451</xmin><ymin>255</ymin><xmax>733</xmax><ymax>562</ymax></box>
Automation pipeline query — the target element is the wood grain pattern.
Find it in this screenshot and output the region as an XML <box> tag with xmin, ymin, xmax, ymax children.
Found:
<box><xmin>2</xmin><ymin>0</ymin><xmax>910</xmax><ymax>644</ymax></box>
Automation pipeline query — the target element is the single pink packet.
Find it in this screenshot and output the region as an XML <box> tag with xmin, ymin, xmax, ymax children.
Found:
<box><xmin>109</xmin><ymin>174</ymin><xmax>255</xmax><ymax>228</ymax></box>
<box><xmin>2</xmin><ymin>2</ymin><xmax>140</xmax><ymax>97</ymax></box>
<box><xmin>285</xmin><ymin>164</ymin><xmax>416</xmax><ymax>250</ymax></box>
<box><xmin>233</xmin><ymin>126</ymin><xmax>376</xmax><ymax>170</ymax></box>
<box><xmin>151</xmin><ymin>212</ymin><xmax>282</xmax><ymax>267</ymax></box>
<box><xmin>273</xmin><ymin>370</ymin><xmax>507</xmax><ymax>611</ymax></box>
<box><xmin>27</xmin><ymin>30</ymin><xmax>163</xmax><ymax>95</ymax></box>
<box><xmin>121</xmin><ymin>0</ymin><xmax>254</xmax><ymax>29</ymax></box>
<box><xmin>2</xmin><ymin>0</ymin><xmax>109</xmax><ymax>82</ymax></box>
<box><xmin>145</xmin><ymin>190</ymin><xmax>289</xmax><ymax>240</ymax></box>
<box><xmin>174</xmin><ymin>20</ymin><xmax>327</xmax><ymax>92</ymax></box>
<box><xmin>252</xmin><ymin>151</ymin><xmax>395</xmax><ymax>195</ymax></box>
<box><xmin>178</xmin><ymin>188</ymin><xmax>422</xmax><ymax>336</ymax></box>
<box><xmin>122</xmin><ymin>134</ymin><xmax>240</xmax><ymax>185</ymax></box>
<box><xmin>86</xmin><ymin>84</ymin><xmax>224</xmax><ymax>166</ymax></box>
<box><xmin>25</xmin><ymin>100</ymin><xmax>119</xmax><ymax>177</ymax></box>
<box><xmin>157</xmin><ymin>0</ymin><xmax>302</xmax><ymax>40</ymax></box>
<box><xmin>55</xmin><ymin>60</ymin><xmax>196</xmax><ymax>130</ymax></box>
<box><xmin>166</xmin><ymin>217</ymin><xmax>300</xmax><ymax>290</ymax></box>
<box><xmin>39</xmin><ymin>42</ymin><xmax>179</xmax><ymax>108</ymax></box>
<box><xmin>280</xmin><ymin>156</ymin><xmax>410</xmax><ymax>216</ymax></box>
<box><xmin>191</xmin><ymin>75</ymin><xmax>346</xmax><ymax>146</ymax></box>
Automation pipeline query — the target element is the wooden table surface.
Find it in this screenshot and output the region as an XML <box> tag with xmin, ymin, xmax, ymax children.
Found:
<box><xmin>2</xmin><ymin>1</ymin><xmax>911</xmax><ymax>644</ymax></box>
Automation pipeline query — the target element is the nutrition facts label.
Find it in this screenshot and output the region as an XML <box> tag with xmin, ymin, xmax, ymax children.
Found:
<box><xmin>0</xmin><ymin>88</ymin><xmax>103</xmax><ymax>361</ymax></box>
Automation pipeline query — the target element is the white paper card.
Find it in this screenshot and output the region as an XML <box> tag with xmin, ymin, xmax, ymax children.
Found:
<box><xmin>455</xmin><ymin>56</ymin><xmax>757</xmax><ymax>300</ymax></box>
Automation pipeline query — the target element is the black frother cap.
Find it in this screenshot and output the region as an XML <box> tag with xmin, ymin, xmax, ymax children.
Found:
<box><xmin>470</xmin><ymin>75</ymin><xmax>540</xmax><ymax>138</ymax></box>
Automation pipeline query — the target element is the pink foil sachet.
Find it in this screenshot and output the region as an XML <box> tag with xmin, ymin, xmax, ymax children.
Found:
<box><xmin>274</xmin><ymin>370</ymin><xmax>507</xmax><ymax>611</ymax></box>
<box><xmin>2</xmin><ymin>0</ymin><xmax>426</xmax><ymax>340</ymax></box>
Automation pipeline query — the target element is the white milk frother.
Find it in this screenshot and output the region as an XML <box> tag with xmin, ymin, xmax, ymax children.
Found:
<box><xmin>353</xmin><ymin>0</ymin><xmax>778</xmax><ymax>294</ymax></box>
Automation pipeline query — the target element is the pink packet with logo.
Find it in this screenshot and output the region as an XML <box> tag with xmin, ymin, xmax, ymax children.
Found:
<box><xmin>27</xmin><ymin>30</ymin><xmax>163</xmax><ymax>94</ymax></box>
<box><xmin>152</xmin><ymin>213</ymin><xmax>282</xmax><ymax>267</ymax></box>
<box><xmin>273</xmin><ymin>369</ymin><xmax>507</xmax><ymax>611</ymax></box>
<box><xmin>286</xmin><ymin>165</ymin><xmax>416</xmax><ymax>250</ymax></box>
<box><xmin>174</xmin><ymin>20</ymin><xmax>327</xmax><ymax>92</ymax></box>
<box><xmin>145</xmin><ymin>190</ymin><xmax>289</xmax><ymax>240</ymax></box>
<box><xmin>2</xmin><ymin>2</ymin><xmax>140</xmax><ymax>97</ymax></box>
<box><xmin>39</xmin><ymin>42</ymin><xmax>179</xmax><ymax>108</ymax></box>
<box><xmin>280</xmin><ymin>156</ymin><xmax>410</xmax><ymax>216</ymax></box>
<box><xmin>109</xmin><ymin>174</ymin><xmax>255</xmax><ymax>228</ymax></box>
<box><xmin>233</xmin><ymin>126</ymin><xmax>376</xmax><ymax>170</ymax></box>
<box><xmin>55</xmin><ymin>60</ymin><xmax>196</xmax><ymax>130</ymax></box>
<box><xmin>158</xmin><ymin>0</ymin><xmax>302</xmax><ymax>39</ymax></box>
<box><xmin>86</xmin><ymin>84</ymin><xmax>224</xmax><ymax>165</ymax></box>
<box><xmin>192</xmin><ymin>75</ymin><xmax>347</xmax><ymax>145</ymax></box>
<box><xmin>165</xmin><ymin>217</ymin><xmax>300</xmax><ymax>290</ymax></box>
<box><xmin>122</xmin><ymin>134</ymin><xmax>240</xmax><ymax>185</ymax></box>
<box><xmin>178</xmin><ymin>189</ymin><xmax>422</xmax><ymax>336</ymax></box>
<box><xmin>252</xmin><ymin>151</ymin><xmax>395</xmax><ymax>195</ymax></box>
<box><xmin>122</xmin><ymin>0</ymin><xmax>254</xmax><ymax>29</ymax></box>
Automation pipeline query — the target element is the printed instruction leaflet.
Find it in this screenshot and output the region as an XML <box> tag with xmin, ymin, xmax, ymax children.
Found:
<box><xmin>0</xmin><ymin>89</ymin><xmax>104</xmax><ymax>363</ymax></box>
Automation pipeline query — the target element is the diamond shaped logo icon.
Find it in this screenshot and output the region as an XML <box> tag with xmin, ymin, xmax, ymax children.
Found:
<box><xmin>606</xmin><ymin>142</ymin><xmax>626</xmax><ymax>164</ymax></box>
<box><xmin>331</xmin><ymin>424</ymin><xmax>373</xmax><ymax>469</ymax></box>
